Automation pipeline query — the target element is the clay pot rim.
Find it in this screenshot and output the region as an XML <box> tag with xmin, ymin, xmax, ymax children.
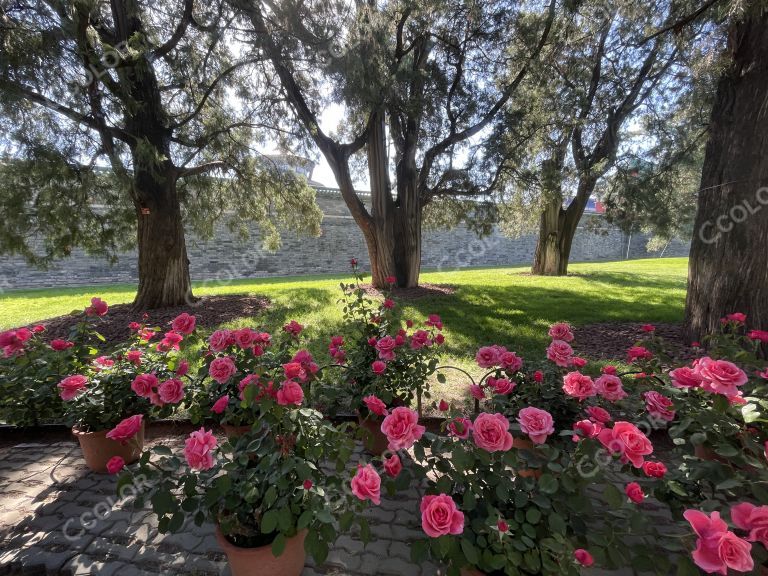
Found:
<box><xmin>215</xmin><ymin>526</ymin><xmax>307</xmax><ymax>554</ymax></box>
<box><xmin>71</xmin><ymin>420</ymin><xmax>146</xmax><ymax>437</ymax></box>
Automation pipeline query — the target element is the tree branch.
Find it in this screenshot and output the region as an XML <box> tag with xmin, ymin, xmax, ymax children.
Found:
<box><xmin>153</xmin><ymin>0</ymin><xmax>195</xmax><ymax>59</ymax></box>
<box><xmin>638</xmin><ymin>0</ymin><xmax>723</xmax><ymax>45</ymax></box>
<box><xmin>178</xmin><ymin>160</ymin><xmax>228</xmax><ymax>178</ymax></box>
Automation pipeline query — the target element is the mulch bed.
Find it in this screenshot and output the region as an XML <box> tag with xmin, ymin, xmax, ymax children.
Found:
<box><xmin>35</xmin><ymin>295</ymin><xmax>270</xmax><ymax>345</ymax></box>
<box><xmin>573</xmin><ymin>322</ymin><xmax>693</xmax><ymax>362</ymax></box>
<box><xmin>359</xmin><ymin>283</ymin><xmax>456</xmax><ymax>300</ymax></box>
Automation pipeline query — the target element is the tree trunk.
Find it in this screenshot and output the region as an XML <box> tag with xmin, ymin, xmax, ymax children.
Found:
<box><xmin>684</xmin><ymin>8</ymin><xmax>768</xmax><ymax>341</ymax></box>
<box><xmin>133</xmin><ymin>166</ymin><xmax>193</xmax><ymax>309</ymax></box>
<box><xmin>532</xmin><ymin>196</ymin><xmax>566</xmax><ymax>275</ymax></box>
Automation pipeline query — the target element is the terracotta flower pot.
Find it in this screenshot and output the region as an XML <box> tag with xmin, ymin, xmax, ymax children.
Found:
<box><xmin>460</xmin><ymin>568</ymin><xmax>485</xmax><ymax>576</ymax></box>
<box><xmin>215</xmin><ymin>527</ymin><xmax>307</xmax><ymax>576</ymax></box>
<box><xmin>357</xmin><ymin>414</ymin><xmax>389</xmax><ymax>455</ymax></box>
<box><xmin>513</xmin><ymin>438</ymin><xmax>542</xmax><ymax>479</ymax></box>
<box><xmin>73</xmin><ymin>422</ymin><xmax>145</xmax><ymax>474</ymax></box>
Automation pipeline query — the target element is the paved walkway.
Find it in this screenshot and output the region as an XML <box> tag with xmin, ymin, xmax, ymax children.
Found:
<box><xmin>0</xmin><ymin>436</ymin><xmax>441</xmax><ymax>576</ymax></box>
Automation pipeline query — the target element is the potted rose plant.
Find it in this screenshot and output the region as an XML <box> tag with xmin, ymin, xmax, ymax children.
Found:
<box><xmin>120</xmin><ymin>376</ymin><xmax>379</xmax><ymax>576</ymax></box>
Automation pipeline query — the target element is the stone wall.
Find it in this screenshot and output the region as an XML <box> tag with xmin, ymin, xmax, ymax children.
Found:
<box><xmin>0</xmin><ymin>191</ymin><xmax>690</xmax><ymax>289</ymax></box>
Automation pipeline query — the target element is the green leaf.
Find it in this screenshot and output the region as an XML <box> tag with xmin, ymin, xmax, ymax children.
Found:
<box><xmin>603</xmin><ymin>483</ymin><xmax>624</xmax><ymax>509</ymax></box>
<box><xmin>461</xmin><ymin>538</ymin><xmax>480</xmax><ymax>565</ymax></box>
<box><xmin>538</xmin><ymin>474</ymin><xmax>558</xmax><ymax>494</ymax></box>
<box><xmin>261</xmin><ymin>509</ymin><xmax>278</xmax><ymax>534</ymax></box>
<box><xmin>271</xmin><ymin>533</ymin><xmax>286</xmax><ymax>557</ymax></box>
<box><xmin>151</xmin><ymin>491</ymin><xmax>177</xmax><ymax>516</ymax></box>
<box><xmin>525</xmin><ymin>508</ymin><xmax>542</xmax><ymax>525</ymax></box>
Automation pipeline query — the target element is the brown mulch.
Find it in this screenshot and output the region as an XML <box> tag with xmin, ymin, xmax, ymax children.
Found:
<box><xmin>35</xmin><ymin>295</ymin><xmax>270</xmax><ymax>345</ymax></box>
<box><xmin>573</xmin><ymin>322</ymin><xmax>694</xmax><ymax>362</ymax></box>
<box><xmin>359</xmin><ymin>283</ymin><xmax>456</xmax><ymax>300</ymax></box>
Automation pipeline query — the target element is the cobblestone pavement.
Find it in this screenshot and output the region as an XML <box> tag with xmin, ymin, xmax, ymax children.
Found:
<box><xmin>0</xmin><ymin>436</ymin><xmax>442</xmax><ymax>576</ymax></box>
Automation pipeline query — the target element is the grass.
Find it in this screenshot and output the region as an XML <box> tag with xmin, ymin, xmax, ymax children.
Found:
<box><xmin>0</xmin><ymin>257</ymin><xmax>688</xmax><ymax>407</ymax></box>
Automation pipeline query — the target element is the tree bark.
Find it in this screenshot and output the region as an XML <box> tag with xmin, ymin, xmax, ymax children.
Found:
<box><xmin>684</xmin><ymin>8</ymin><xmax>768</xmax><ymax>341</ymax></box>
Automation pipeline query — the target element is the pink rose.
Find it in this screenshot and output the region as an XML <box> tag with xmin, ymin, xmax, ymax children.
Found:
<box><xmin>574</xmin><ymin>549</ymin><xmax>594</xmax><ymax>567</ymax></box>
<box><xmin>572</xmin><ymin>419</ymin><xmax>602</xmax><ymax>442</ymax></box>
<box><xmin>572</xmin><ymin>356</ymin><xmax>587</xmax><ymax>368</ymax></box>
<box><xmin>230</xmin><ymin>328</ymin><xmax>256</xmax><ymax>349</ymax></box>
<box><xmin>276</xmin><ymin>381</ymin><xmax>304</xmax><ymax>406</ymax></box>
<box><xmin>669</xmin><ymin>366</ymin><xmax>702</xmax><ymax>388</ymax></box>
<box><xmin>475</xmin><ymin>346</ymin><xmax>500</xmax><ymax>368</ymax></box>
<box><xmin>350</xmin><ymin>464</ymin><xmax>381</xmax><ymax>505</ymax></box>
<box><xmin>438</xmin><ymin>399</ymin><xmax>449</xmax><ymax>412</ymax></box>
<box><xmin>548</xmin><ymin>322</ymin><xmax>574</xmax><ymax>342</ymax></box>
<box><xmin>499</xmin><ymin>351</ymin><xmax>523</xmax><ymax>372</ymax></box>
<box><xmin>517</xmin><ymin>407</ymin><xmax>555</xmax><ymax>444</ymax></box>
<box><xmin>695</xmin><ymin>357</ymin><xmax>748</xmax><ymax>397</ymax></box>
<box><xmin>51</xmin><ymin>339</ymin><xmax>74</xmax><ymax>351</ymax></box>
<box><xmin>685</xmin><ymin>510</ymin><xmax>753</xmax><ymax>575</ymax></box>
<box><xmin>381</xmin><ymin>407</ymin><xmax>425</xmax><ymax>451</ymax></box>
<box><xmin>211</xmin><ymin>395</ymin><xmax>229</xmax><ymax>414</ymax></box>
<box><xmin>644</xmin><ymin>391</ymin><xmax>675</xmax><ymax>422</ymax></box>
<box><xmin>126</xmin><ymin>350</ymin><xmax>142</xmax><ymax>365</ymax></box>
<box><xmin>208</xmin><ymin>330</ymin><xmax>232</xmax><ymax>352</ymax></box>
<box><xmin>371</xmin><ymin>360</ymin><xmax>386</xmax><ymax>374</ymax></box>
<box><xmin>283</xmin><ymin>320</ymin><xmax>303</xmax><ymax>336</ymax></box>
<box><xmin>106</xmin><ymin>415</ymin><xmax>143</xmax><ymax>443</ymax></box>
<box><xmin>594</xmin><ymin>374</ymin><xmax>627</xmax><ymax>402</ymax></box>
<box><xmin>303</xmin><ymin>479</ymin><xmax>313</xmax><ymax>490</ymax></box>
<box><xmin>131</xmin><ymin>373</ymin><xmax>158</xmax><ymax>398</ymax></box>
<box><xmin>598</xmin><ymin>421</ymin><xmax>653</xmax><ymax>468</ymax></box>
<box><xmin>106</xmin><ymin>456</ymin><xmax>125</xmax><ymax>475</ymax></box>
<box><xmin>489</xmin><ymin>377</ymin><xmax>516</xmax><ymax>395</ymax></box>
<box><xmin>642</xmin><ymin>461</ymin><xmax>667</xmax><ymax>478</ymax></box>
<box><xmin>291</xmin><ymin>350</ymin><xmax>319</xmax><ymax>374</ymax></box>
<box><xmin>602</xmin><ymin>365</ymin><xmax>617</xmax><ymax>375</ymax></box>
<box><xmin>383</xmin><ymin>454</ymin><xmax>402</xmax><ymax>478</ymax></box>
<box><xmin>184</xmin><ymin>427</ymin><xmax>217</xmax><ymax>470</ymax></box>
<box><xmin>625</xmin><ymin>482</ymin><xmax>644</xmax><ymax>504</ymax></box>
<box><xmin>472</xmin><ymin>413</ymin><xmax>514</xmax><ymax>452</ymax></box>
<box><xmin>385</xmin><ymin>275</ymin><xmax>396</xmax><ymax>284</ymax></box>
<box><xmin>547</xmin><ymin>340</ymin><xmax>574</xmax><ymax>367</ymax></box>
<box><xmin>410</xmin><ymin>330</ymin><xmax>432</xmax><ymax>350</ymax></box>
<box><xmin>448</xmin><ymin>417</ymin><xmax>473</xmax><ymax>439</ymax></box>
<box><xmin>58</xmin><ymin>375</ymin><xmax>88</xmax><ymax>401</ymax></box>
<box><xmin>176</xmin><ymin>360</ymin><xmax>189</xmax><ymax>376</ymax></box>
<box><xmin>375</xmin><ymin>336</ymin><xmax>397</xmax><ymax>361</ymax></box>
<box><xmin>725</xmin><ymin>312</ymin><xmax>747</xmax><ymax>323</ymax></box>
<box><xmin>85</xmin><ymin>297</ymin><xmax>108</xmax><ymax>317</ymax></box>
<box><xmin>158</xmin><ymin>379</ymin><xmax>185</xmax><ymax>404</ymax></box>
<box><xmin>533</xmin><ymin>370</ymin><xmax>544</xmax><ymax>383</ymax></box>
<box><xmin>420</xmin><ymin>494</ymin><xmax>464</xmax><ymax>538</ymax></box>
<box><xmin>469</xmin><ymin>384</ymin><xmax>485</xmax><ymax>400</ymax></box>
<box><xmin>731</xmin><ymin>502</ymin><xmax>768</xmax><ymax>547</ymax></box>
<box><xmin>171</xmin><ymin>313</ymin><xmax>196</xmax><ymax>335</ymax></box>
<box><xmin>641</xmin><ymin>324</ymin><xmax>655</xmax><ymax>332</ymax></box>
<box><xmin>586</xmin><ymin>406</ymin><xmax>611</xmax><ymax>424</ymax></box>
<box><xmin>627</xmin><ymin>346</ymin><xmax>653</xmax><ymax>363</ymax></box>
<box><xmin>563</xmin><ymin>372</ymin><xmax>596</xmax><ymax>401</ymax></box>
<box><xmin>93</xmin><ymin>356</ymin><xmax>114</xmax><ymax>369</ymax></box>
<box><xmin>209</xmin><ymin>357</ymin><xmax>237</xmax><ymax>384</ymax></box>
<box><xmin>426</xmin><ymin>314</ymin><xmax>443</xmax><ymax>330</ymax></box>
<box><xmin>363</xmin><ymin>395</ymin><xmax>388</xmax><ymax>417</ymax></box>
<box><xmin>747</xmin><ymin>330</ymin><xmax>768</xmax><ymax>343</ymax></box>
<box><xmin>283</xmin><ymin>362</ymin><xmax>307</xmax><ymax>381</ymax></box>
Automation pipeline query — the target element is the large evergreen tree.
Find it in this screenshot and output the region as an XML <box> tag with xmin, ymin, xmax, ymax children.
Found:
<box><xmin>229</xmin><ymin>0</ymin><xmax>556</xmax><ymax>288</ymax></box>
<box><xmin>0</xmin><ymin>0</ymin><xmax>320</xmax><ymax>308</ymax></box>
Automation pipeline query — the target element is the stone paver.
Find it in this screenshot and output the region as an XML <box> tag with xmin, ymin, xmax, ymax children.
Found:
<box><xmin>0</xmin><ymin>437</ymin><xmax>439</xmax><ymax>576</ymax></box>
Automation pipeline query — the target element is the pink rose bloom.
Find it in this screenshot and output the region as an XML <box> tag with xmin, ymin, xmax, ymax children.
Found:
<box><xmin>533</xmin><ymin>370</ymin><xmax>544</xmax><ymax>383</ymax></box>
<box><xmin>595</xmin><ymin>374</ymin><xmax>627</xmax><ymax>402</ymax></box>
<box><xmin>642</xmin><ymin>461</ymin><xmax>667</xmax><ymax>478</ymax></box>
<box><xmin>641</xmin><ymin>324</ymin><xmax>655</xmax><ymax>332</ymax></box>
<box><xmin>291</xmin><ymin>350</ymin><xmax>319</xmax><ymax>375</ymax></box>
<box><xmin>0</xmin><ymin>330</ymin><xmax>25</xmax><ymax>357</ymax></box>
<box><xmin>375</xmin><ymin>336</ymin><xmax>398</xmax><ymax>361</ymax></box>
<box><xmin>230</xmin><ymin>328</ymin><xmax>256</xmax><ymax>349</ymax></box>
<box><xmin>381</xmin><ymin>407</ymin><xmax>425</xmax><ymax>451</ymax></box>
<box><xmin>158</xmin><ymin>379</ymin><xmax>185</xmax><ymax>404</ymax></box>
<box><xmin>644</xmin><ymin>391</ymin><xmax>675</xmax><ymax>422</ymax></box>
<box><xmin>572</xmin><ymin>419</ymin><xmax>602</xmax><ymax>442</ymax></box>
<box><xmin>58</xmin><ymin>375</ymin><xmax>88</xmax><ymax>401</ymax></box>
<box><xmin>695</xmin><ymin>357</ymin><xmax>748</xmax><ymax>397</ymax></box>
<box><xmin>547</xmin><ymin>340</ymin><xmax>574</xmax><ymax>367</ymax></box>
<box><xmin>184</xmin><ymin>427</ymin><xmax>217</xmax><ymax>471</ymax></box>
<box><xmin>731</xmin><ymin>502</ymin><xmax>768</xmax><ymax>547</ymax></box>
<box><xmin>209</xmin><ymin>357</ymin><xmax>237</xmax><ymax>384</ymax></box>
<box><xmin>438</xmin><ymin>399</ymin><xmax>449</xmax><ymax>411</ymax></box>
<box><xmin>350</xmin><ymin>464</ymin><xmax>381</xmax><ymax>505</ymax></box>
<box><xmin>598</xmin><ymin>421</ymin><xmax>653</xmax><ymax>468</ymax></box>
<box><xmin>85</xmin><ymin>297</ymin><xmax>108</xmax><ymax>317</ymax></box>
<box><xmin>51</xmin><ymin>339</ymin><xmax>74</xmax><ymax>351</ymax></box>
<box><xmin>283</xmin><ymin>362</ymin><xmax>307</xmax><ymax>381</ymax></box>
<box><xmin>371</xmin><ymin>360</ymin><xmax>386</xmax><ymax>374</ymax></box>
<box><xmin>571</xmin><ymin>356</ymin><xmax>587</xmax><ymax>368</ymax></box>
<box><xmin>684</xmin><ymin>510</ymin><xmax>753</xmax><ymax>575</ymax></box>
<box><xmin>131</xmin><ymin>373</ymin><xmax>158</xmax><ymax>398</ymax></box>
<box><xmin>489</xmin><ymin>377</ymin><xmax>516</xmax><ymax>395</ymax></box>
<box><xmin>383</xmin><ymin>454</ymin><xmax>402</xmax><ymax>478</ymax></box>
<box><xmin>499</xmin><ymin>351</ymin><xmax>523</xmax><ymax>372</ymax></box>
<box><xmin>363</xmin><ymin>395</ymin><xmax>388</xmax><ymax>417</ymax></box>
<box><xmin>472</xmin><ymin>413</ymin><xmax>514</xmax><ymax>452</ymax></box>
<box><xmin>106</xmin><ymin>415</ymin><xmax>143</xmax><ymax>443</ymax></box>
<box><xmin>747</xmin><ymin>330</ymin><xmax>768</xmax><ymax>343</ymax></box>
<box><xmin>602</xmin><ymin>365</ymin><xmax>618</xmax><ymax>375</ymax></box>
<box><xmin>211</xmin><ymin>395</ymin><xmax>229</xmax><ymax>414</ymax></box>
<box><xmin>625</xmin><ymin>482</ymin><xmax>644</xmax><ymax>504</ymax></box>
<box><xmin>563</xmin><ymin>372</ymin><xmax>596</xmax><ymax>401</ymax></box>
<box><xmin>627</xmin><ymin>346</ymin><xmax>653</xmax><ymax>363</ymax></box>
<box><xmin>469</xmin><ymin>384</ymin><xmax>485</xmax><ymax>400</ymax></box>
<box><xmin>669</xmin><ymin>366</ymin><xmax>702</xmax><ymax>388</ymax></box>
<box><xmin>176</xmin><ymin>359</ymin><xmax>189</xmax><ymax>376</ymax></box>
<box><xmin>574</xmin><ymin>549</ymin><xmax>594</xmax><ymax>567</ymax></box>
<box><xmin>548</xmin><ymin>322</ymin><xmax>574</xmax><ymax>342</ymax></box>
<box><xmin>385</xmin><ymin>275</ymin><xmax>396</xmax><ymax>284</ymax></box>
<box><xmin>106</xmin><ymin>456</ymin><xmax>125</xmax><ymax>475</ymax></box>
<box><xmin>475</xmin><ymin>346</ymin><xmax>500</xmax><ymax>368</ymax></box>
<box><xmin>283</xmin><ymin>320</ymin><xmax>303</xmax><ymax>336</ymax></box>
<box><xmin>303</xmin><ymin>479</ymin><xmax>313</xmax><ymax>490</ymax></box>
<box><xmin>93</xmin><ymin>356</ymin><xmax>114</xmax><ymax>369</ymax></box>
<box><xmin>725</xmin><ymin>312</ymin><xmax>747</xmax><ymax>323</ymax></box>
<box><xmin>126</xmin><ymin>350</ymin><xmax>142</xmax><ymax>365</ymax></box>
<box><xmin>208</xmin><ymin>330</ymin><xmax>232</xmax><ymax>352</ymax></box>
<box><xmin>276</xmin><ymin>381</ymin><xmax>304</xmax><ymax>406</ymax></box>
<box><xmin>448</xmin><ymin>417</ymin><xmax>473</xmax><ymax>439</ymax></box>
<box><xmin>426</xmin><ymin>314</ymin><xmax>443</xmax><ymax>330</ymax></box>
<box><xmin>171</xmin><ymin>313</ymin><xmax>196</xmax><ymax>335</ymax></box>
<box><xmin>518</xmin><ymin>407</ymin><xmax>555</xmax><ymax>444</ymax></box>
<box><xmin>586</xmin><ymin>406</ymin><xmax>611</xmax><ymax>424</ymax></box>
<box><xmin>420</xmin><ymin>494</ymin><xmax>464</xmax><ymax>538</ymax></box>
<box><xmin>410</xmin><ymin>330</ymin><xmax>432</xmax><ymax>350</ymax></box>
